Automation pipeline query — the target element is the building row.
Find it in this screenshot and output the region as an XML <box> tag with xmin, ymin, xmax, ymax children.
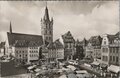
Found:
<box><xmin>0</xmin><ymin>6</ymin><xmax>76</xmax><ymax>65</ymax></box>
<box><xmin>81</xmin><ymin>32</ymin><xmax>120</xmax><ymax>66</ymax></box>
<box><xmin>101</xmin><ymin>32</ymin><xmax>120</xmax><ymax>66</ymax></box>
<box><xmin>0</xmin><ymin>5</ymin><xmax>119</xmax><ymax>67</ymax></box>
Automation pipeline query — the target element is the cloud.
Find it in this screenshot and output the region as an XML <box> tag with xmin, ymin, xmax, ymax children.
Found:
<box><xmin>0</xmin><ymin>1</ymin><xmax>119</xmax><ymax>42</ymax></box>
<box><xmin>53</xmin><ymin>1</ymin><xmax>119</xmax><ymax>40</ymax></box>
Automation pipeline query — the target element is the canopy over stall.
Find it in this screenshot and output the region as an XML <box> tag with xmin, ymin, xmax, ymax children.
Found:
<box><xmin>28</xmin><ymin>65</ymin><xmax>37</xmax><ymax>70</ymax></box>
<box><xmin>108</xmin><ymin>65</ymin><xmax>120</xmax><ymax>73</ymax></box>
<box><xmin>76</xmin><ymin>70</ymin><xmax>88</xmax><ymax>74</ymax></box>
<box><xmin>67</xmin><ymin>65</ymin><xmax>76</xmax><ymax>71</ymax></box>
<box><xmin>91</xmin><ymin>61</ymin><xmax>100</xmax><ymax>66</ymax></box>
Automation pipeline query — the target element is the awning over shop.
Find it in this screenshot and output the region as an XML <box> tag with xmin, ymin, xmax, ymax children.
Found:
<box><xmin>76</xmin><ymin>70</ymin><xmax>88</xmax><ymax>74</ymax></box>
<box><xmin>59</xmin><ymin>62</ymin><xmax>65</xmax><ymax>66</ymax></box>
<box><xmin>84</xmin><ymin>63</ymin><xmax>91</xmax><ymax>68</ymax></box>
<box><xmin>50</xmin><ymin>61</ymin><xmax>56</xmax><ymax>63</ymax></box>
<box><xmin>62</xmin><ymin>67</ymin><xmax>70</xmax><ymax>71</ymax></box>
<box><xmin>36</xmin><ymin>70</ymin><xmax>48</xmax><ymax>75</ymax></box>
<box><xmin>67</xmin><ymin>65</ymin><xmax>76</xmax><ymax>71</ymax></box>
<box><xmin>34</xmin><ymin>68</ymin><xmax>41</xmax><ymax>72</ymax></box>
<box><xmin>91</xmin><ymin>61</ymin><xmax>99</xmax><ymax>66</ymax></box>
<box><xmin>76</xmin><ymin>74</ymin><xmax>84</xmax><ymax>78</ymax></box>
<box><xmin>28</xmin><ymin>65</ymin><xmax>37</xmax><ymax>70</ymax></box>
<box><xmin>59</xmin><ymin>75</ymin><xmax>67</xmax><ymax>78</ymax></box>
<box><xmin>36</xmin><ymin>72</ymin><xmax>40</xmax><ymax>76</ymax></box>
<box><xmin>58</xmin><ymin>69</ymin><xmax>63</xmax><ymax>73</ymax></box>
<box><xmin>100</xmin><ymin>63</ymin><xmax>107</xmax><ymax>68</ymax></box>
<box><xmin>108</xmin><ymin>65</ymin><xmax>120</xmax><ymax>73</ymax></box>
<box><xmin>76</xmin><ymin>73</ymin><xmax>92</xmax><ymax>78</ymax></box>
<box><xmin>67</xmin><ymin>73</ymin><xmax>78</xmax><ymax>78</ymax></box>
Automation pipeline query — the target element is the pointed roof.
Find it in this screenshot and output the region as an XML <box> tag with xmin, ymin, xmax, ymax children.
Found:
<box><xmin>0</xmin><ymin>42</ymin><xmax>5</xmax><ymax>48</ymax></box>
<box><xmin>115</xmin><ymin>32</ymin><xmax>120</xmax><ymax>37</ymax></box>
<box><xmin>54</xmin><ymin>39</ymin><xmax>63</xmax><ymax>49</ymax></box>
<box><xmin>10</xmin><ymin>21</ymin><xmax>12</xmax><ymax>33</ymax></box>
<box><xmin>78</xmin><ymin>38</ymin><xmax>88</xmax><ymax>46</ymax></box>
<box><xmin>47</xmin><ymin>42</ymin><xmax>56</xmax><ymax>49</ymax></box>
<box><xmin>88</xmin><ymin>35</ymin><xmax>102</xmax><ymax>46</ymax></box>
<box><xmin>62</xmin><ymin>31</ymin><xmax>75</xmax><ymax>43</ymax></box>
<box><xmin>43</xmin><ymin>6</ymin><xmax>50</xmax><ymax>21</ymax></box>
<box><xmin>7</xmin><ymin>32</ymin><xmax>43</xmax><ymax>47</ymax></box>
<box><xmin>47</xmin><ymin>39</ymin><xmax>63</xmax><ymax>49</ymax></box>
<box><xmin>107</xmin><ymin>34</ymin><xmax>117</xmax><ymax>44</ymax></box>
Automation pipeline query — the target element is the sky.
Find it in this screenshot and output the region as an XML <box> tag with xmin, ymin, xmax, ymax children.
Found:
<box><xmin>0</xmin><ymin>1</ymin><xmax>119</xmax><ymax>42</ymax></box>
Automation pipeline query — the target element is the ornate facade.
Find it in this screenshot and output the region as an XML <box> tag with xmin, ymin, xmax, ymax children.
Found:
<box><xmin>85</xmin><ymin>36</ymin><xmax>102</xmax><ymax>59</ymax></box>
<box><xmin>101</xmin><ymin>33</ymin><xmax>120</xmax><ymax>65</ymax></box>
<box><xmin>60</xmin><ymin>31</ymin><xmax>76</xmax><ymax>60</ymax></box>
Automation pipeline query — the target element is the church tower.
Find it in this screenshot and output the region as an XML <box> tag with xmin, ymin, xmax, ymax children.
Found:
<box><xmin>41</xmin><ymin>6</ymin><xmax>53</xmax><ymax>45</ymax></box>
<box><xmin>10</xmin><ymin>21</ymin><xmax>12</xmax><ymax>33</ymax></box>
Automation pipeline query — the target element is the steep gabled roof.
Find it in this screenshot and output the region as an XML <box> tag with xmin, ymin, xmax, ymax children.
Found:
<box><xmin>14</xmin><ymin>40</ymin><xmax>29</xmax><ymax>47</ymax></box>
<box><xmin>107</xmin><ymin>34</ymin><xmax>117</xmax><ymax>44</ymax></box>
<box><xmin>47</xmin><ymin>42</ymin><xmax>56</xmax><ymax>49</ymax></box>
<box><xmin>88</xmin><ymin>35</ymin><xmax>102</xmax><ymax>46</ymax></box>
<box><xmin>62</xmin><ymin>31</ymin><xmax>75</xmax><ymax>43</ymax></box>
<box><xmin>115</xmin><ymin>32</ymin><xmax>120</xmax><ymax>38</ymax></box>
<box><xmin>47</xmin><ymin>39</ymin><xmax>63</xmax><ymax>50</ymax></box>
<box><xmin>0</xmin><ymin>42</ymin><xmax>5</xmax><ymax>48</ymax></box>
<box><xmin>7</xmin><ymin>32</ymin><xmax>43</xmax><ymax>47</ymax></box>
<box><xmin>79</xmin><ymin>38</ymin><xmax>88</xmax><ymax>46</ymax></box>
<box><xmin>54</xmin><ymin>39</ymin><xmax>63</xmax><ymax>49</ymax></box>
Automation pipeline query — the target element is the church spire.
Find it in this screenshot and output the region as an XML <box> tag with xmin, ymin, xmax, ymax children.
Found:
<box><xmin>10</xmin><ymin>21</ymin><xmax>12</xmax><ymax>33</ymax></box>
<box><xmin>44</xmin><ymin>2</ymin><xmax>50</xmax><ymax>21</ymax></box>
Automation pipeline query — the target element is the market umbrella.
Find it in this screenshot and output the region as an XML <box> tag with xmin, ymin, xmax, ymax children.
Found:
<box><xmin>67</xmin><ymin>65</ymin><xmax>76</xmax><ymax>71</ymax></box>
<box><xmin>67</xmin><ymin>73</ymin><xmax>78</xmax><ymax>78</ymax></box>
<box><xmin>59</xmin><ymin>75</ymin><xmax>67</xmax><ymax>78</ymax></box>
<box><xmin>34</xmin><ymin>68</ymin><xmax>41</xmax><ymax>72</ymax></box>
<box><xmin>76</xmin><ymin>74</ymin><xmax>85</xmax><ymax>78</ymax></box>
<box><xmin>28</xmin><ymin>65</ymin><xmax>37</xmax><ymax>70</ymax></box>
